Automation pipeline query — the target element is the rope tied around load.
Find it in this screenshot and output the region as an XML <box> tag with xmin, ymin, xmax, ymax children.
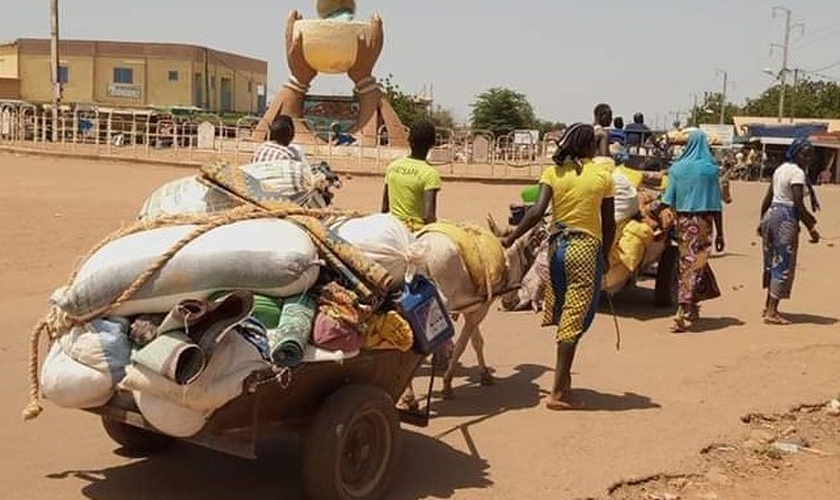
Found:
<box><xmin>22</xmin><ymin>203</ymin><xmax>381</xmax><ymax>421</ymax></box>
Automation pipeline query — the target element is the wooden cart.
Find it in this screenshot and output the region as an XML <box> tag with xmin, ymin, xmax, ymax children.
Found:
<box><xmin>87</xmin><ymin>349</ymin><xmax>427</xmax><ymax>500</ymax></box>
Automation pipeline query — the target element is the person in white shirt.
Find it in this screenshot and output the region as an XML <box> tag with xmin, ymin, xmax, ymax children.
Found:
<box><xmin>758</xmin><ymin>137</ymin><xmax>821</xmax><ymax>325</ymax></box>
<box><xmin>251</xmin><ymin>115</ymin><xmax>300</xmax><ymax>163</ymax></box>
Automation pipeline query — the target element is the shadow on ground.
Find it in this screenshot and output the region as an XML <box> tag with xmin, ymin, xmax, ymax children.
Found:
<box><xmin>426</xmin><ymin>363</ymin><xmax>550</xmax><ymax>419</ymax></box>
<box><xmin>603</xmin><ymin>285</ymin><xmax>674</xmax><ymax>321</ymax></box>
<box><xmin>690</xmin><ymin>316</ymin><xmax>747</xmax><ymax>333</ymax></box>
<box><xmin>570</xmin><ymin>389</ymin><xmax>661</xmax><ymax>412</ymax></box>
<box><xmin>47</xmin><ymin>428</ymin><xmax>492</xmax><ymax>500</ymax></box>
<box><xmin>782</xmin><ymin>313</ymin><xmax>839</xmax><ymax>326</ymax></box>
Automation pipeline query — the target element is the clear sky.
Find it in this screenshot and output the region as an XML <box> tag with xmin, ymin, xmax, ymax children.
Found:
<box><xmin>4</xmin><ymin>0</ymin><xmax>840</xmax><ymax>127</ymax></box>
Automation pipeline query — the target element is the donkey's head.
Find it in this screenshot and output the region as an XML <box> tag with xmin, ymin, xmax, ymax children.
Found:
<box><xmin>487</xmin><ymin>213</ymin><xmax>547</xmax><ymax>289</ymax></box>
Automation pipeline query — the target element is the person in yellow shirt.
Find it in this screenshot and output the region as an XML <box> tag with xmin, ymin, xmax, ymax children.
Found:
<box><xmin>381</xmin><ymin>120</ymin><xmax>441</xmax><ymax>230</ymax></box>
<box><xmin>503</xmin><ymin>123</ymin><xmax>615</xmax><ymax>411</ymax></box>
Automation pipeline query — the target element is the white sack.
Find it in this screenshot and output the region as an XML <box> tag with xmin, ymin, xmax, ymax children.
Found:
<box><xmin>134</xmin><ymin>391</ymin><xmax>210</xmax><ymax>438</ymax></box>
<box><xmin>331</xmin><ymin>214</ymin><xmax>420</xmax><ymax>286</ymax></box>
<box><xmin>41</xmin><ymin>342</ymin><xmax>113</xmax><ymax>410</ymax></box>
<box><xmin>138</xmin><ymin>176</ymin><xmax>237</xmax><ymax>220</ymax></box>
<box><xmin>52</xmin><ymin>219</ymin><xmax>321</xmax><ymax>317</ymax></box>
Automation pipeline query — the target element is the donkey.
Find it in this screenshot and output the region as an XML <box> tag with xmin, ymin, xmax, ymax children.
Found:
<box><xmin>400</xmin><ymin>218</ymin><xmax>544</xmax><ymax>407</ymax></box>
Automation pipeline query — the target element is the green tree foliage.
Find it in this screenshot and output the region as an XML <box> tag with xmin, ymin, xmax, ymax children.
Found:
<box><xmin>430</xmin><ymin>105</ymin><xmax>456</xmax><ymax>129</ymax></box>
<box><xmin>380</xmin><ymin>74</ymin><xmax>423</xmax><ymax>127</ymax></box>
<box><xmin>536</xmin><ymin>120</ymin><xmax>566</xmax><ymax>137</ymax></box>
<box><xmin>742</xmin><ymin>79</ymin><xmax>840</xmax><ymax>119</ymax></box>
<box><xmin>470</xmin><ymin>87</ymin><xmax>537</xmax><ymax>137</ymax></box>
<box><xmin>691</xmin><ymin>92</ymin><xmax>742</xmax><ymax>125</ymax></box>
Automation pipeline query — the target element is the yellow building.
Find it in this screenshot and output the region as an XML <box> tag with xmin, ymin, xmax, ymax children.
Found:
<box><xmin>0</xmin><ymin>38</ymin><xmax>267</xmax><ymax>114</ymax></box>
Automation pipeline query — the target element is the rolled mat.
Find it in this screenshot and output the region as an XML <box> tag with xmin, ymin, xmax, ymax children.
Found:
<box><xmin>269</xmin><ymin>295</ymin><xmax>316</xmax><ymax>368</ymax></box>
<box><xmin>210</xmin><ymin>291</ymin><xmax>281</xmax><ymax>330</ymax></box>
<box><xmin>131</xmin><ymin>331</ymin><xmax>206</xmax><ymax>385</ymax></box>
<box><xmin>251</xmin><ymin>295</ymin><xmax>282</xmax><ymax>329</ymax></box>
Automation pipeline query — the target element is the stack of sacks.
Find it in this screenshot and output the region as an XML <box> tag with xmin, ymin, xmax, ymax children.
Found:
<box><xmin>40</xmin><ymin>218</ymin><xmax>320</xmax><ymax>436</ymax></box>
<box><xmin>39</xmin><ymin>212</ymin><xmax>424</xmax><ymax>438</ymax></box>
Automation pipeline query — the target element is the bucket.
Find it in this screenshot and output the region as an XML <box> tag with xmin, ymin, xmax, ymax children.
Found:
<box><xmin>398</xmin><ymin>275</ymin><xmax>455</xmax><ymax>355</ymax></box>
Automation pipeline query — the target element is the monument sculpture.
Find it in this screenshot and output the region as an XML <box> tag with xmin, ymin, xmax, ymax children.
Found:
<box><xmin>254</xmin><ymin>0</ymin><xmax>409</xmax><ymax>147</ymax></box>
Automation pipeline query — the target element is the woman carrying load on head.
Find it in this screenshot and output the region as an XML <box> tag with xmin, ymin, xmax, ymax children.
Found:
<box><xmin>503</xmin><ymin>123</ymin><xmax>615</xmax><ymax>411</ymax></box>
<box><xmin>759</xmin><ymin>137</ymin><xmax>821</xmax><ymax>325</ymax></box>
<box><xmin>661</xmin><ymin>129</ymin><xmax>725</xmax><ymax>333</ymax></box>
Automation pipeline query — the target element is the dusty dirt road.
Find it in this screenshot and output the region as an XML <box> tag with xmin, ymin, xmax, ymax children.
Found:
<box><xmin>0</xmin><ymin>153</ymin><xmax>838</xmax><ymax>500</ymax></box>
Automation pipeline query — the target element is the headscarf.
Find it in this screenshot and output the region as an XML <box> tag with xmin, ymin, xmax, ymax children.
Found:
<box><xmin>661</xmin><ymin>130</ymin><xmax>723</xmax><ymax>213</ymax></box>
<box><xmin>785</xmin><ymin>137</ymin><xmax>821</xmax><ymax>212</ymax></box>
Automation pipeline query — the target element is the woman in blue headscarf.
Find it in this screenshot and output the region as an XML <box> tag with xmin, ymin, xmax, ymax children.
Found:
<box><xmin>759</xmin><ymin>137</ymin><xmax>821</xmax><ymax>325</ymax></box>
<box><xmin>662</xmin><ymin>130</ymin><xmax>725</xmax><ymax>332</ymax></box>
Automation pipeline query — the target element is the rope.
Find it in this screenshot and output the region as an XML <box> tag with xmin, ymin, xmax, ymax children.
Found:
<box><xmin>22</xmin><ymin>203</ymin><xmax>370</xmax><ymax>421</ymax></box>
<box><xmin>605</xmin><ymin>293</ymin><xmax>622</xmax><ymax>352</ymax></box>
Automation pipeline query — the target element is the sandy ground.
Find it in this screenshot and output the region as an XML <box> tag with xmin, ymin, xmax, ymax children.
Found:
<box><xmin>0</xmin><ymin>152</ymin><xmax>838</xmax><ymax>500</ymax></box>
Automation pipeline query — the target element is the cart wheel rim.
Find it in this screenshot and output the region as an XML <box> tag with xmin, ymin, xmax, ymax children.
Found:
<box><xmin>339</xmin><ymin>408</ymin><xmax>393</xmax><ymax>498</ymax></box>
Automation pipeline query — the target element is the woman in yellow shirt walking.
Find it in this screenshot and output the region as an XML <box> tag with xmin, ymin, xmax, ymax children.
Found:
<box><xmin>504</xmin><ymin>124</ymin><xmax>615</xmax><ymax>410</ymax></box>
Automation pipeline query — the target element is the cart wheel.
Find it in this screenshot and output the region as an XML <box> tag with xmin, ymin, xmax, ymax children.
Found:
<box><xmin>302</xmin><ymin>385</ymin><xmax>399</xmax><ymax>500</ymax></box>
<box><xmin>101</xmin><ymin>416</ymin><xmax>174</xmax><ymax>455</ymax></box>
<box><xmin>654</xmin><ymin>244</ymin><xmax>679</xmax><ymax>308</ymax></box>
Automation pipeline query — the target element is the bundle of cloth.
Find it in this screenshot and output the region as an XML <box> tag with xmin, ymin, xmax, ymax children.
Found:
<box><xmin>35</xmin><ymin>196</ymin><xmax>437</xmax><ymax>437</ymax></box>
<box><xmin>139</xmin><ymin>157</ymin><xmax>340</xmax><ymax>221</ymax></box>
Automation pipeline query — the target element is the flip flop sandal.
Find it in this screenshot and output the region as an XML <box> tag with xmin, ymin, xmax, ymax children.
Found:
<box><xmin>670</xmin><ymin>317</ymin><xmax>688</xmax><ymax>333</ymax></box>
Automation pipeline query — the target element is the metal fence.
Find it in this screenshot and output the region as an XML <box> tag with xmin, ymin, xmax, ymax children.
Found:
<box><xmin>0</xmin><ymin>104</ymin><xmax>555</xmax><ymax>180</ymax></box>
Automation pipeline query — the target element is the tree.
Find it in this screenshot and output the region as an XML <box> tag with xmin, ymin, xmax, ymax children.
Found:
<box><xmin>380</xmin><ymin>74</ymin><xmax>423</xmax><ymax>127</ymax></box>
<box><xmin>470</xmin><ymin>87</ymin><xmax>537</xmax><ymax>137</ymax></box>
<box><xmin>742</xmin><ymin>78</ymin><xmax>840</xmax><ymax>119</ymax></box>
<box><xmin>690</xmin><ymin>92</ymin><xmax>742</xmax><ymax>125</ymax></box>
<box><xmin>536</xmin><ymin>119</ymin><xmax>567</xmax><ymax>137</ymax></box>
<box><xmin>430</xmin><ymin>105</ymin><xmax>456</xmax><ymax>129</ymax></box>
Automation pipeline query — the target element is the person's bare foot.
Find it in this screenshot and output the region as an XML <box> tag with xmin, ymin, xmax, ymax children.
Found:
<box><xmin>545</xmin><ymin>394</ymin><xmax>583</xmax><ymax>411</ymax></box>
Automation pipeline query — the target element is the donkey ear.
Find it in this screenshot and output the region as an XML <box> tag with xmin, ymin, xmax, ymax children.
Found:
<box><xmin>486</xmin><ymin>213</ymin><xmax>503</xmax><ymax>237</ymax></box>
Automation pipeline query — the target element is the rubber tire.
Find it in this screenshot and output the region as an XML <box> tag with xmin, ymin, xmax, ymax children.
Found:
<box><xmin>101</xmin><ymin>415</ymin><xmax>175</xmax><ymax>455</ymax></box>
<box><xmin>302</xmin><ymin>385</ymin><xmax>399</xmax><ymax>500</ymax></box>
<box><xmin>654</xmin><ymin>244</ymin><xmax>680</xmax><ymax>308</ymax></box>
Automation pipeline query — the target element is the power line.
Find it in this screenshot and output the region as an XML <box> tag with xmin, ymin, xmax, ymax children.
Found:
<box><xmin>811</xmin><ymin>60</ymin><xmax>840</xmax><ymax>73</ymax></box>
<box><xmin>792</xmin><ymin>26</ymin><xmax>840</xmax><ymax>50</ymax></box>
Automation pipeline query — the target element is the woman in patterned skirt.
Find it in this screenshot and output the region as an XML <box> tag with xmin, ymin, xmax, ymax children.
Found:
<box><xmin>759</xmin><ymin>138</ymin><xmax>821</xmax><ymax>324</ymax></box>
<box><xmin>662</xmin><ymin>130</ymin><xmax>726</xmax><ymax>332</ymax></box>
<box><xmin>503</xmin><ymin>123</ymin><xmax>615</xmax><ymax>410</ymax></box>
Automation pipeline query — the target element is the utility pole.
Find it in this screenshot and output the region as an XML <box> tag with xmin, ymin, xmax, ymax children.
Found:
<box><xmin>771</xmin><ymin>6</ymin><xmax>804</xmax><ymax>123</ymax></box>
<box><xmin>790</xmin><ymin>68</ymin><xmax>800</xmax><ymax>121</ymax></box>
<box><xmin>50</xmin><ymin>0</ymin><xmax>60</xmax><ymax>142</ymax></box>
<box><xmin>717</xmin><ymin>69</ymin><xmax>729</xmax><ymax>125</ymax></box>
<box><xmin>690</xmin><ymin>93</ymin><xmax>699</xmax><ymax>126</ymax></box>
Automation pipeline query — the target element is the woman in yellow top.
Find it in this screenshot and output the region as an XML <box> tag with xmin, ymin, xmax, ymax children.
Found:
<box><xmin>503</xmin><ymin>124</ymin><xmax>615</xmax><ymax>411</ymax></box>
